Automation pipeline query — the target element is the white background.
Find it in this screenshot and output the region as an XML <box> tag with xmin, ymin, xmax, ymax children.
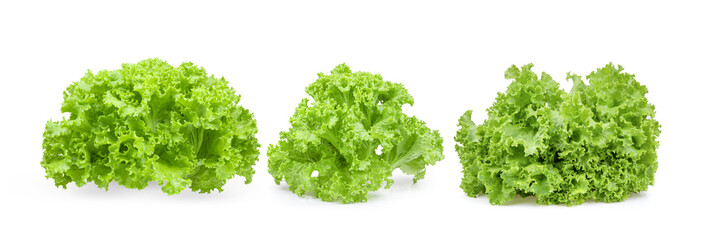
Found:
<box><xmin>1</xmin><ymin>0</ymin><xmax>709</xmax><ymax>239</ymax></box>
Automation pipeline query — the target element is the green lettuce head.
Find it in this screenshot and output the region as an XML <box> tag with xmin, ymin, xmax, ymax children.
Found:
<box><xmin>268</xmin><ymin>64</ymin><xmax>444</xmax><ymax>203</ymax></box>
<box><xmin>456</xmin><ymin>63</ymin><xmax>660</xmax><ymax>205</ymax></box>
<box><xmin>42</xmin><ymin>58</ymin><xmax>260</xmax><ymax>194</ymax></box>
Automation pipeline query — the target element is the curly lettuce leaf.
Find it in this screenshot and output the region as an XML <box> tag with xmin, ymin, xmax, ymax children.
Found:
<box><xmin>455</xmin><ymin>63</ymin><xmax>660</xmax><ymax>205</ymax></box>
<box><xmin>42</xmin><ymin>58</ymin><xmax>260</xmax><ymax>195</ymax></box>
<box><xmin>268</xmin><ymin>64</ymin><xmax>444</xmax><ymax>203</ymax></box>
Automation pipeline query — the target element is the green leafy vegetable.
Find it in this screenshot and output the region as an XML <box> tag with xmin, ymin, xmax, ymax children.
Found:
<box><xmin>455</xmin><ymin>63</ymin><xmax>660</xmax><ymax>205</ymax></box>
<box><xmin>42</xmin><ymin>58</ymin><xmax>260</xmax><ymax>195</ymax></box>
<box><xmin>268</xmin><ymin>64</ymin><xmax>444</xmax><ymax>203</ymax></box>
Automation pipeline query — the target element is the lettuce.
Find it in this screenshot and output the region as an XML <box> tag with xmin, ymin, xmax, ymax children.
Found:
<box><xmin>455</xmin><ymin>63</ymin><xmax>660</xmax><ymax>205</ymax></box>
<box><xmin>41</xmin><ymin>58</ymin><xmax>260</xmax><ymax>195</ymax></box>
<box><xmin>268</xmin><ymin>64</ymin><xmax>444</xmax><ymax>203</ymax></box>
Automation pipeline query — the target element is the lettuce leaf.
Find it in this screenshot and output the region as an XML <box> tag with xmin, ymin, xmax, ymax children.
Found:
<box><xmin>268</xmin><ymin>64</ymin><xmax>444</xmax><ymax>203</ymax></box>
<box><xmin>455</xmin><ymin>63</ymin><xmax>660</xmax><ymax>205</ymax></box>
<box><xmin>42</xmin><ymin>58</ymin><xmax>260</xmax><ymax>194</ymax></box>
